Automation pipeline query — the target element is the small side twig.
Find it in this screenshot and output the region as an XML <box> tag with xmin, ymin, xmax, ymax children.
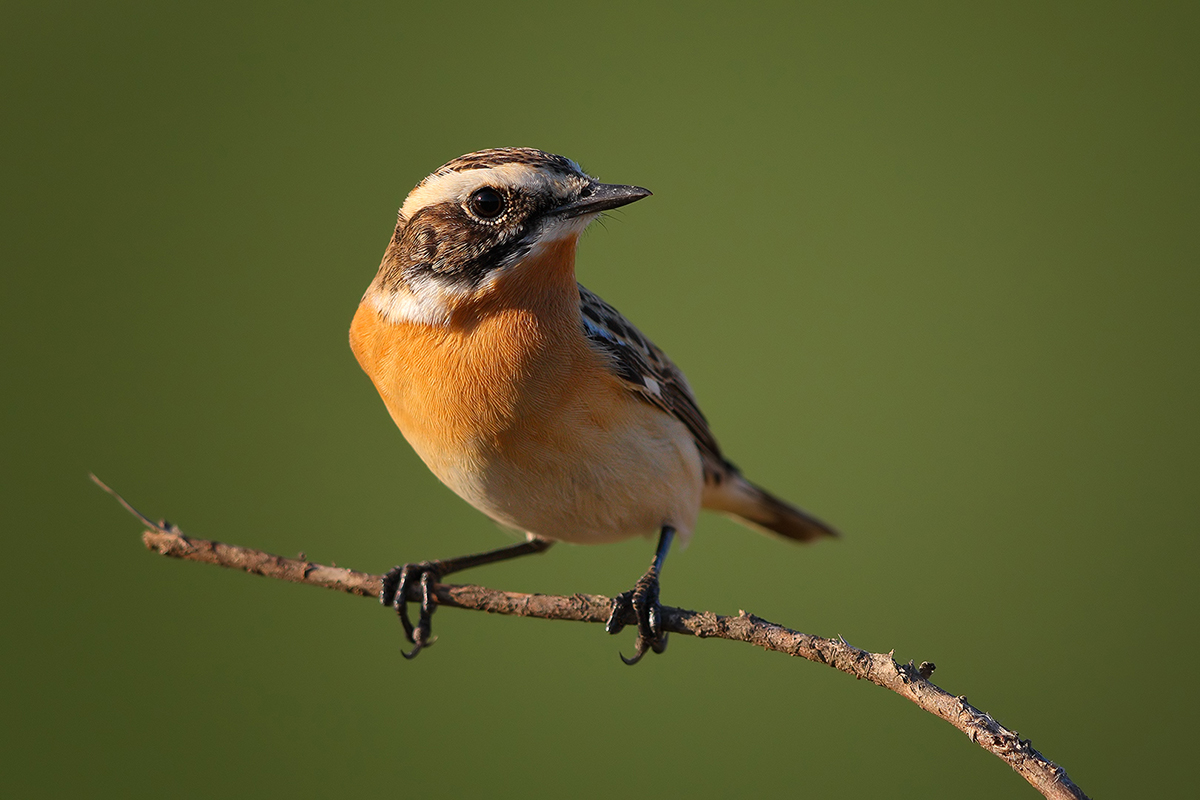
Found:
<box><xmin>99</xmin><ymin>477</ymin><xmax>1089</xmax><ymax>800</ymax></box>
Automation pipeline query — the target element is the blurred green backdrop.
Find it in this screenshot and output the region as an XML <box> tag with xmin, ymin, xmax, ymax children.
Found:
<box><xmin>3</xmin><ymin>2</ymin><xmax>1196</xmax><ymax>797</ymax></box>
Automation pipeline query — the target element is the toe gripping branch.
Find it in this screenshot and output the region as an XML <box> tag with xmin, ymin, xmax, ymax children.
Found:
<box><xmin>380</xmin><ymin>561</ymin><xmax>440</xmax><ymax>659</ymax></box>
<box><xmin>606</xmin><ymin>527</ymin><xmax>675</xmax><ymax>665</ymax></box>
<box><xmin>381</xmin><ymin>537</ymin><xmax>553</xmax><ymax>659</ymax></box>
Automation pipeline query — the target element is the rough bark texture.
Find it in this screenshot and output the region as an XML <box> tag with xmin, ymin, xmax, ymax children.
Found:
<box><xmin>141</xmin><ymin>527</ymin><xmax>1088</xmax><ymax>800</ymax></box>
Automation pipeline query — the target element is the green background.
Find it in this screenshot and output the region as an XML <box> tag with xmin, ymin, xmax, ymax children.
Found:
<box><xmin>4</xmin><ymin>2</ymin><xmax>1196</xmax><ymax>797</ymax></box>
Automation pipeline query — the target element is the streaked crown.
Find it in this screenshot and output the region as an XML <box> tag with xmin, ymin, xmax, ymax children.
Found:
<box><xmin>368</xmin><ymin>148</ymin><xmax>649</xmax><ymax>322</ymax></box>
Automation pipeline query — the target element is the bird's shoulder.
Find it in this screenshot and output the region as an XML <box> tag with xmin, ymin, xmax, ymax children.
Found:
<box><xmin>577</xmin><ymin>284</ymin><xmax>734</xmax><ymax>484</ymax></box>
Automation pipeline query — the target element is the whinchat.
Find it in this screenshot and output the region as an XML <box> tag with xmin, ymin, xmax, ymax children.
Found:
<box><xmin>350</xmin><ymin>147</ymin><xmax>836</xmax><ymax>663</ymax></box>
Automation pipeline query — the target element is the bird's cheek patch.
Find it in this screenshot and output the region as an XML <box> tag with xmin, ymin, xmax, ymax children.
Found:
<box><xmin>413</xmin><ymin>226</ymin><xmax>440</xmax><ymax>262</ymax></box>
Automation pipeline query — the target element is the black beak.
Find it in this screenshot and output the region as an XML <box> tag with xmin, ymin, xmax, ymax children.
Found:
<box><xmin>552</xmin><ymin>183</ymin><xmax>652</xmax><ymax>219</ymax></box>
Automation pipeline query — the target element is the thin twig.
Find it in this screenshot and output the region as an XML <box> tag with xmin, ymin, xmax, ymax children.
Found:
<box><xmin>100</xmin><ymin>479</ymin><xmax>1089</xmax><ymax>800</ymax></box>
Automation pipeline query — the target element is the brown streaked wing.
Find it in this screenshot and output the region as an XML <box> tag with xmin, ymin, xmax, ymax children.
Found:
<box><xmin>578</xmin><ymin>285</ymin><xmax>735</xmax><ymax>484</ymax></box>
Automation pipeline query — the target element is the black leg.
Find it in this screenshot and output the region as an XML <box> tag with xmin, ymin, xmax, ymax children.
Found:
<box><xmin>382</xmin><ymin>536</ymin><xmax>553</xmax><ymax>658</ymax></box>
<box><xmin>606</xmin><ymin>526</ymin><xmax>675</xmax><ymax>665</ymax></box>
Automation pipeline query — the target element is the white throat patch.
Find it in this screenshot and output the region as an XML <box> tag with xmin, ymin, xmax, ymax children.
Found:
<box><xmin>369</xmin><ymin>275</ymin><xmax>467</xmax><ymax>326</ymax></box>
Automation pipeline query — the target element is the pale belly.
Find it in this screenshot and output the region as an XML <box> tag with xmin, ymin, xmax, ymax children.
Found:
<box><xmin>411</xmin><ymin>402</ymin><xmax>704</xmax><ymax>545</ymax></box>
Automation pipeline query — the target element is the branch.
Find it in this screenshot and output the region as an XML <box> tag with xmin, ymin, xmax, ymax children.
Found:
<box><xmin>97</xmin><ymin>478</ymin><xmax>1088</xmax><ymax>800</ymax></box>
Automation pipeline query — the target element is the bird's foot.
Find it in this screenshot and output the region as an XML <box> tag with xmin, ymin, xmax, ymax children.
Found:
<box><xmin>381</xmin><ymin>561</ymin><xmax>442</xmax><ymax>659</ymax></box>
<box><xmin>605</xmin><ymin>566</ymin><xmax>668</xmax><ymax>665</ymax></box>
<box><xmin>378</xmin><ymin>538</ymin><xmax>556</xmax><ymax>660</ymax></box>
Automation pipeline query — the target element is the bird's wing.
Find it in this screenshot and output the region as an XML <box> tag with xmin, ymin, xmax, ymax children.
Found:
<box><xmin>578</xmin><ymin>284</ymin><xmax>734</xmax><ymax>485</ymax></box>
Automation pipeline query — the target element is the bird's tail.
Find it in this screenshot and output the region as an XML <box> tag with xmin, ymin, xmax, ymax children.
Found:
<box><xmin>703</xmin><ymin>473</ymin><xmax>838</xmax><ymax>543</ymax></box>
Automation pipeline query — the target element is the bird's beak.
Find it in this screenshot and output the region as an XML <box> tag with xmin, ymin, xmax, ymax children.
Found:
<box><xmin>552</xmin><ymin>183</ymin><xmax>652</xmax><ymax>219</ymax></box>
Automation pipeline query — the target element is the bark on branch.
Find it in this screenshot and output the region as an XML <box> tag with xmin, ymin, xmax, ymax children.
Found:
<box><xmin>100</xmin><ymin>478</ymin><xmax>1088</xmax><ymax>800</ymax></box>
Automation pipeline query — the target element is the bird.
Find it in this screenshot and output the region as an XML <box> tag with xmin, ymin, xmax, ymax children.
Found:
<box><xmin>349</xmin><ymin>147</ymin><xmax>837</xmax><ymax>663</ymax></box>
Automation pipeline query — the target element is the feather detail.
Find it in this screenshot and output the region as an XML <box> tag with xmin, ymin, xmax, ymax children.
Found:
<box><xmin>577</xmin><ymin>284</ymin><xmax>837</xmax><ymax>543</ymax></box>
<box><xmin>578</xmin><ymin>284</ymin><xmax>735</xmax><ymax>486</ymax></box>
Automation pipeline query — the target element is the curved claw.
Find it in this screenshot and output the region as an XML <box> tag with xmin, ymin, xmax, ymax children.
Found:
<box><xmin>401</xmin><ymin>624</ymin><xmax>435</xmax><ymax>660</ymax></box>
<box><xmin>382</xmin><ymin>562</ymin><xmax>440</xmax><ymax>658</ymax></box>
<box><xmin>620</xmin><ymin>645</ymin><xmax>646</xmax><ymax>666</ymax></box>
<box><xmin>619</xmin><ymin>633</ymin><xmax>668</xmax><ymax>666</ymax></box>
<box><xmin>607</xmin><ymin>567</ymin><xmax>668</xmax><ymax>665</ymax></box>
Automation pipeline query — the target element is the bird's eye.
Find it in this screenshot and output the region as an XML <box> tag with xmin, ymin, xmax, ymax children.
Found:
<box><xmin>469</xmin><ymin>187</ymin><xmax>505</xmax><ymax>219</ymax></box>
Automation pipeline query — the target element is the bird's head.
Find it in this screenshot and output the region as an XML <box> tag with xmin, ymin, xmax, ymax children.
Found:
<box><xmin>365</xmin><ymin>148</ymin><xmax>650</xmax><ymax>325</ymax></box>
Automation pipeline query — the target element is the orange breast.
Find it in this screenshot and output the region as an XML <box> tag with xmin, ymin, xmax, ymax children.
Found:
<box><xmin>348</xmin><ymin>237</ymin><xmax>621</xmax><ymax>476</ymax></box>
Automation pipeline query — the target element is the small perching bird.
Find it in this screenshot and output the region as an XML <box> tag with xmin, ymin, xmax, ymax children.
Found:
<box><xmin>349</xmin><ymin>148</ymin><xmax>836</xmax><ymax>663</ymax></box>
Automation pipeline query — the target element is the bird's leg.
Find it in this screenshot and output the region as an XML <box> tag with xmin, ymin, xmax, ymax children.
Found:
<box><xmin>381</xmin><ymin>536</ymin><xmax>554</xmax><ymax>659</ymax></box>
<box><xmin>606</xmin><ymin>526</ymin><xmax>675</xmax><ymax>665</ymax></box>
